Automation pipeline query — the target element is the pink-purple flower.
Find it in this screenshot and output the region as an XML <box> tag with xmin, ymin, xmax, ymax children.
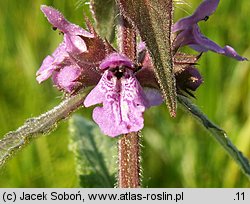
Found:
<box><xmin>173</xmin><ymin>0</ymin><xmax>247</xmax><ymax>61</ymax></box>
<box><xmin>37</xmin><ymin>6</ymin><xmax>102</xmax><ymax>93</ymax></box>
<box><xmin>37</xmin><ymin>6</ymin><xmax>163</xmax><ymax>137</ymax></box>
<box><xmin>84</xmin><ymin>53</ymin><xmax>162</xmax><ymax>136</ymax></box>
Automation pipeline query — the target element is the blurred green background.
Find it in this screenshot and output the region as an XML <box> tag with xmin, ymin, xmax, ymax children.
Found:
<box><xmin>0</xmin><ymin>0</ymin><xmax>250</xmax><ymax>187</ymax></box>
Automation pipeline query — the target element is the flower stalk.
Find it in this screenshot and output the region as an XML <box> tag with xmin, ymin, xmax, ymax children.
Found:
<box><xmin>117</xmin><ymin>16</ymin><xmax>141</xmax><ymax>188</ymax></box>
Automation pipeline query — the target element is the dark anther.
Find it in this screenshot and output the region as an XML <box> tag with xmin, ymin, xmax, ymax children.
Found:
<box><xmin>109</xmin><ymin>66</ymin><xmax>125</xmax><ymax>79</ymax></box>
<box><xmin>203</xmin><ymin>16</ymin><xmax>209</xmax><ymax>21</ymax></box>
<box><xmin>134</xmin><ymin>64</ymin><xmax>142</xmax><ymax>73</ymax></box>
<box><xmin>52</xmin><ymin>26</ymin><xmax>57</xmax><ymax>31</ymax></box>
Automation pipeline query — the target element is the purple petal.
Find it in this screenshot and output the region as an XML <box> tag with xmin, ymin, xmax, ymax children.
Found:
<box><xmin>83</xmin><ymin>80</ymin><xmax>106</xmax><ymax>107</ymax></box>
<box><xmin>190</xmin><ymin>25</ymin><xmax>247</xmax><ymax>60</ymax></box>
<box><xmin>192</xmin><ymin>0</ymin><xmax>220</xmax><ymax>19</ymax></box>
<box><xmin>174</xmin><ymin>24</ymin><xmax>223</xmax><ymax>53</ymax></box>
<box><xmin>92</xmin><ymin>101</ymin><xmax>144</xmax><ymax>137</ymax></box>
<box><xmin>64</xmin><ymin>34</ymin><xmax>87</xmax><ymax>54</ymax></box>
<box><xmin>172</xmin><ymin>0</ymin><xmax>220</xmax><ymax>32</ymax></box>
<box><xmin>173</xmin><ymin>26</ymin><xmax>195</xmax><ymax>50</ymax></box>
<box><xmin>51</xmin><ymin>42</ymin><xmax>71</xmax><ymax>65</ymax></box>
<box><xmin>36</xmin><ymin>42</ymin><xmax>70</xmax><ymax>83</ymax></box>
<box><xmin>143</xmin><ymin>88</ymin><xmax>163</xmax><ymax>106</ymax></box>
<box><xmin>175</xmin><ymin>25</ymin><xmax>247</xmax><ymax>61</ymax></box>
<box><xmin>36</xmin><ymin>56</ymin><xmax>54</xmax><ymax>83</ymax></box>
<box><xmin>84</xmin><ymin>70</ymin><xmax>148</xmax><ymax>137</ymax></box>
<box><xmin>41</xmin><ymin>5</ymin><xmax>93</xmax><ymax>37</ymax></box>
<box><xmin>99</xmin><ymin>53</ymin><xmax>134</xmax><ymax>70</ymax></box>
<box><xmin>52</xmin><ymin>65</ymin><xmax>82</xmax><ymax>93</ymax></box>
<box><xmin>190</xmin><ymin>25</ymin><xmax>224</xmax><ymax>53</ymax></box>
<box><xmin>41</xmin><ymin>5</ymin><xmax>94</xmax><ymax>55</ymax></box>
<box><xmin>174</xmin><ymin>24</ymin><xmax>222</xmax><ymax>53</ymax></box>
<box><xmin>223</xmin><ymin>45</ymin><xmax>248</xmax><ymax>61</ymax></box>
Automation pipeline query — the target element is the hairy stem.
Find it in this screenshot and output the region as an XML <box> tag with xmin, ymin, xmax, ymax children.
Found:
<box><xmin>118</xmin><ymin>132</ymin><xmax>141</xmax><ymax>187</ymax></box>
<box><xmin>0</xmin><ymin>88</ymin><xmax>89</xmax><ymax>167</ymax></box>
<box><xmin>118</xmin><ymin>17</ymin><xmax>136</xmax><ymax>61</ymax></box>
<box><xmin>117</xmin><ymin>16</ymin><xmax>141</xmax><ymax>188</ymax></box>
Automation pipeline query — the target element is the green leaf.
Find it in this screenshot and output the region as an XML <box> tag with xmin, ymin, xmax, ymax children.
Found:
<box><xmin>178</xmin><ymin>95</ymin><xmax>250</xmax><ymax>179</ymax></box>
<box><xmin>118</xmin><ymin>0</ymin><xmax>176</xmax><ymax>116</ymax></box>
<box><xmin>0</xmin><ymin>88</ymin><xmax>88</xmax><ymax>167</ymax></box>
<box><xmin>90</xmin><ymin>0</ymin><xmax>117</xmax><ymax>42</ymax></box>
<box><xmin>68</xmin><ymin>115</ymin><xmax>117</xmax><ymax>187</ymax></box>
